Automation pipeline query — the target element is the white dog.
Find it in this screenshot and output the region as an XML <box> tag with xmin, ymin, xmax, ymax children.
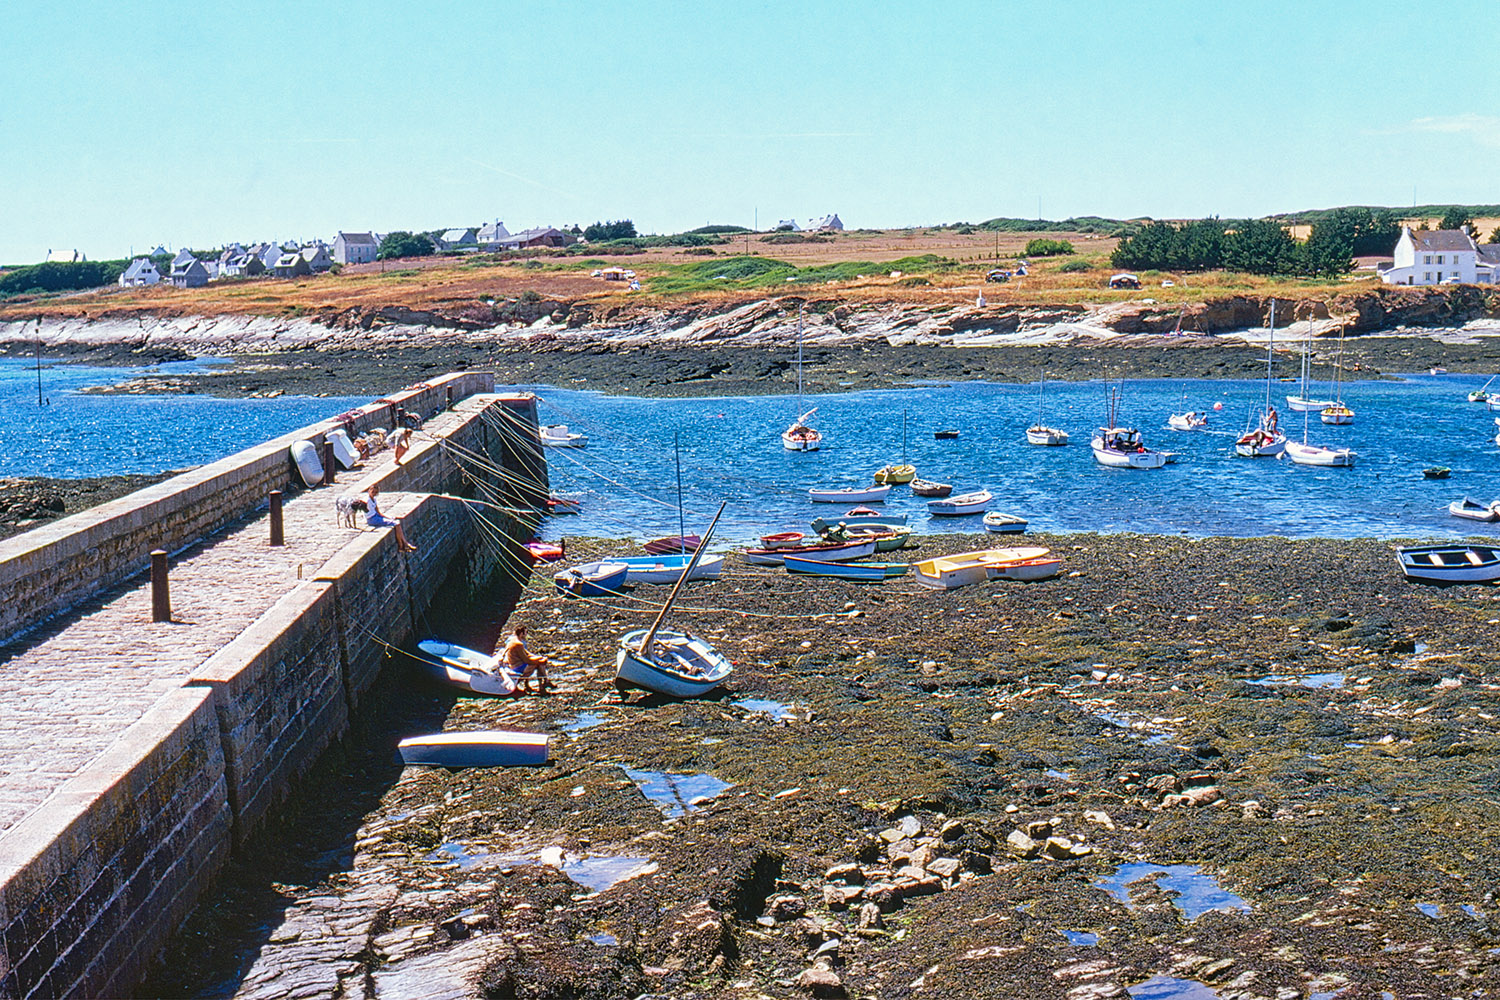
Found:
<box><xmin>335</xmin><ymin>493</ymin><xmax>367</xmax><ymax>528</ymax></box>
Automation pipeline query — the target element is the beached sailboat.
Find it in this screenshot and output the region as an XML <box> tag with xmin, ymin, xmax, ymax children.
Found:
<box><xmin>1026</xmin><ymin>375</ymin><xmax>1069</xmax><ymax>445</ymax></box>
<box><xmin>615</xmin><ymin>502</ymin><xmax>734</xmax><ymax>698</ymax></box>
<box><xmin>1320</xmin><ymin>322</ymin><xmax>1355</xmax><ymax>425</ymax></box>
<box><xmin>1237</xmin><ymin>302</ymin><xmax>1288</xmax><ymax>458</ymax></box>
<box><xmin>781</xmin><ymin>305</ymin><xmax>822</xmax><ymax>451</ymax></box>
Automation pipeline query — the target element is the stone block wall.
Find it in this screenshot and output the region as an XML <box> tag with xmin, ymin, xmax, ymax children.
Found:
<box><xmin>0</xmin><ymin>688</ymin><xmax>229</xmax><ymax>1000</ymax></box>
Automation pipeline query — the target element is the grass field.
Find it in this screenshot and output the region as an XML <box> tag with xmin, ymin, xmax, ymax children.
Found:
<box><xmin>5</xmin><ymin>221</ymin><xmax>1486</xmax><ymax>323</ymax></box>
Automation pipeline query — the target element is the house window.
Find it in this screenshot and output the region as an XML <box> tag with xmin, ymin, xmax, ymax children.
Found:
<box><xmin>1437</xmin><ymin>255</ymin><xmax>1444</xmax><ymax>264</ymax></box>
<box><xmin>1425</xmin><ymin>256</ymin><xmax>1432</xmax><ymax>264</ymax></box>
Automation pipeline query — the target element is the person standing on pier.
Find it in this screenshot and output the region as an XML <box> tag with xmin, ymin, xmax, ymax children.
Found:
<box><xmin>362</xmin><ymin>483</ymin><xmax>417</xmax><ymax>552</ymax></box>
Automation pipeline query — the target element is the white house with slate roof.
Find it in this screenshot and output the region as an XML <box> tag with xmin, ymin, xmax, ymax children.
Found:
<box><xmin>808</xmin><ymin>213</ymin><xmax>844</xmax><ymax>232</ymax></box>
<box><xmin>477</xmin><ymin>219</ymin><xmax>511</xmax><ymax>248</ymax></box>
<box><xmin>438</xmin><ymin>227</ymin><xmax>478</xmax><ymax>251</ymax></box>
<box><xmin>1380</xmin><ymin>226</ymin><xmax>1500</xmax><ymax>285</ymax></box>
<box><xmin>333</xmin><ymin>232</ymin><xmax>378</xmax><ymax>265</ymax></box>
<box><xmin>118</xmin><ymin>258</ymin><xmax>161</xmax><ymax>287</ymax></box>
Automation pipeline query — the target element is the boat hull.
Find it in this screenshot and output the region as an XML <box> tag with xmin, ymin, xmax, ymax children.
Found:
<box><xmin>743</xmin><ymin>538</ymin><xmax>877</xmax><ymax>566</ymax></box>
<box><xmin>1448</xmin><ymin>498</ymin><xmax>1499</xmax><ymax>522</ymax></box>
<box><xmin>1398</xmin><ymin>544</ymin><xmax>1500</xmax><ymax>583</ymax></box>
<box><xmin>809</xmin><ymin>485</ymin><xmax>892</xmax><ymax>504</ymax></box>
<box><xmin>928</xmin><ymin>490</ymin><xmax>993</xmax><ymax>516</ymax></box>
<box><xmin>985</xmin><ymin>557</ymin><xmax>1062</xmax><ymax>581</ymax></box>
<box><xmin>1285</xmin><ymin>396</ymin><xmax>1335</xmax><ymax>412</ymax></box>
<box><xmin>1167</xmin><ymin>414</ymin><xmax>1207</xmax><ymax>432</ymax></box>
<box><xmin>414</xmin><ymin>640</ymin><xmax>517</xmax><ymax>696</ymax></box>
<box><xmin>1321</xmin><ymin>407</ymin><xmax>1354</xmax><ymax>425</ymax></box>
<box><xmin>912</xmin><ymin>547</ymin><xmax>1050</xmax><ymax>590</ymax></box>
<box><xmin>982</xmin><ymin>512</ymin><xmax>1028</xmax><ymax>534</ymax></box>
<box><xmin>1284</xmin><ymin>441</ymin><xmax>1356</xmax><ymax>467</ymax></box>
<box><xmin>1235</xmin><ymin>432</ymin><xmax>1287</xmax><ymax>458</ymax></box>
<box><xmin>784</xmin><ymin>556</ymin><xmax>908</xmax><ymax>581</ymax></box>
<box><xmin>1026</xmin><ymin>426</ymin><xmax>1068</xmax><ymax>446</ymax></box>
<box><xmin>540</xmin><ymin>424</ymin><xmax>587</xmax><ymax>448</ymax></box>
<box><xmin>1091</xmin><ymin>444</ymin><xmax>1167</xmax><ymax>469</ymax></box>
<box><xmin>613</xmin><ymin>553</ymin><xmax>725</xmax><ymax>585</ymax></box>
<box><xmin>616</xmin><ymin>628</ymin><xmax>733</xmax><ymax>697</ymax></box>
<box><xmin>874</xmin><ymin>464</ymin><xmax>916</xmax><ymax>484</ymax></box>
<box><xmin>399</xmin><ymin>731</ymin><xmax>549</xmax><ymax>767</ymax></box>
<box><xmin>909</xmin><ymin>478</ymin><xmax>952</xmax><ymax>497</ymax></box>
<box><xmin>554</xmin><ymin>561</ymin><xmax>629</xmax><ymax>597</ymax></box>
<box><xmin>644</xmin><ymin>535</ymin><xmax>700</xmax><ymax>555</ymax></box>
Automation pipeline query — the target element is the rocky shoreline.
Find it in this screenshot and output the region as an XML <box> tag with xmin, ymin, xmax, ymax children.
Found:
<box><xmin>0</xmin><ymin>473</ymin><xmax>176</xmax><ymax>542</ymax></box>
<box><xmin>137</xmin><ymin>532</ymin><xmax>1500</xmax><ymax>999</ymax></box>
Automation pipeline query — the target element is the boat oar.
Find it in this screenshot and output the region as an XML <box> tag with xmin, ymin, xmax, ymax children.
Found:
<box><xmin>637</xmin><ymin>500</ymin><xmax>727</xmax><ymax>660</ymax></box>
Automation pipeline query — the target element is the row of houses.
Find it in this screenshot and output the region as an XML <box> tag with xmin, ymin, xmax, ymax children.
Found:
<box><xmin>431</xmin><ymin>222</ymin><xmax>573</xmax><ymax>252</ymax></box>
<box><xmin>773</xmin><ymin>214</ymin><xmax>845</xmax><ymax>233</ymax></box>
<box><xmin>121</xmin><ymin>241</ymin><xmax>338</xmax><ymax>288</ymax></box>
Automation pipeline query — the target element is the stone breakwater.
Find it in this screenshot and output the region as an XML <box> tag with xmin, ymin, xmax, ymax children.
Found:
<box><xmin>142</xmin><ymin>532</ymin><xmax>1500</xmax><ymax>999</ymax></box>
<box><xmin>0</xmin><ymin>374</ymin><xmax>546</xmax><ymax>999</ymax></box>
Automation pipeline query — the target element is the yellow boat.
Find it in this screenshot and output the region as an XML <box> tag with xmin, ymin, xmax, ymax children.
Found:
<box><xmin>874</xmin><ymin>464</ymin><xmax>916</xmax><ymax>484</ymax></box>
<box><xmin>912</xmin><ymin>547</ymin><xmax>1049</xmax><ymax>590</ymax></box>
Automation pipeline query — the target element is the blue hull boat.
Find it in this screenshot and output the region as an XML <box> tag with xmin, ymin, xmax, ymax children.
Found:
<box><xmin>554</xmin><ymin>560</ymin><xmax>629</xmax><ymax>597</ymax></box>
<box><xmin>783</xmin><ymin>556</ymin><xmax>908</xmax><ymax>581</ymax></box>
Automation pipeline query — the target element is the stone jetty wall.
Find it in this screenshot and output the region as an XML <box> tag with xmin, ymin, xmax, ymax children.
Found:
<box><xmin>0</xmin><ymin>370</ymin><xmax>496</xmax><ymax>647</ymax></box>
<box><xmin>0</xmin><ymin>380</ymin><xmax>544</xmax><ymax>999</ymax></box>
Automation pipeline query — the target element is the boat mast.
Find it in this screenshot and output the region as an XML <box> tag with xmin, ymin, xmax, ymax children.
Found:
<box><xmin>674</xmin><ymin>430</ymin><xmax>686</xmax><ymax>553</ymax></box>
<box><xmin>795</xmin><ymin>304</ymin><xmax>804</xmax><ymax>417</ymax></box>
<box><xmin>901</xmin><ymin>409</ymin><xmax>907</xmax><ymax>462</ymax></box>
<box><xmin>1263</xmin><ymin>301</ymin><xmax>1274</xmax><ymax>417</ymax></box>
<box><xmin>637</xmin><ymin>500</ymin><xmax>727</xmax><ymax>658</ymax></box>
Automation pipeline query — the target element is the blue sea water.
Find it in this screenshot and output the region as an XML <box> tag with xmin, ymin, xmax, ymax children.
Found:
<box><xmin>527</xmin><ymin>371</ymin><xmax>1500</xmax><ymax>542</ymax></box>
<box><xmin>8</xmin><ymin>357</ymin><xmax>1500</xmax><ymax>543</ymax></box>
<box><xmin>0</xmin><ymin>358</ymin><xmax>368</xmax><ymax>478</ymax></box>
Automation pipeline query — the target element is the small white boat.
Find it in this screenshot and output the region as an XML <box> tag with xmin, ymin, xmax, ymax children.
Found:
<box><xmin>1397</xmin><ymin>543</ymin><xmax>1500</xmax><ymax>584</ymax></box>
<box><xmin>1488</xmin><ymin>397</ymin><xmax>1500</xmax><ymax>414</ymax></box>
<box><xmin>982</xmin><ymin>511</ymin><xmax>1028</xmax><ymax>534</ymax></box>
<box><xmin>783</xmin><ymin>410</ymin><xmax>823</xmax><ymax>452</ymax></box>
<box><xmin>1284</xmin><ymin>440</ymin><xmax>1356</xmax><ymax>467</ymax></box>
<box><xmin>818</xmin><ymin>507</ymin><xmax>907</xmax><ymax>527</ymax></box>
<box><xmin>1091</xmin><ymin>428</ymin><xmax>1167</xmax><ymax>469</ymax></box>
<box><xmin>540</xmin><ymin>424</ymin><xmax>588</xmax><ymax>448</ymax></box>
<box><xmin>616</xmin><ymin>628</ymin><xmax>734</xmax><ymax>697</ymax></box>
<box><xmin>611</xmin><ymin>553</ymin><xmax>725</xmax><ymax>585</ymax></box>
<box><xmin>928</xmin><ymin>490</ymin><xmax>993</xmax><ymax>516</ymax></box>
<box><xmin>784</xmin><ymin>557</ymin><xmax>908</xmax><ymax>581</ymax></box>
<box><xmin>290</xmin><ymin>440</ymin><xmax>324</xmax><ymax>486</ymax></box>
<box><xmin>835</xmin><ymin>522</ymin><xmax>913</xmax><ymax>551</ymax></box>
<box><xmin>1167</xmin><ymin>411</ymin><xmax>1208</xmax><ymax>432</ymax></box>
<box><xmin>985</xmin><ymin>556</ymin><xmax>1062</xmax><ymax>581</ymax></box>
<box><xmin>414</xmin><ymin>640</ymin><xmax>517</xmax><ymax>696</ymax></box>
<box><xmin>809</xmin><ymin>484</ymin><xmax>891</xmax><ymax>504</ymax></box>
<box><xmin>398</xmin><ymin>731</ymin><xmax>549</xmax><ymax>767</ymax></box>
<box><xmin>1470</xmin><ymin>376</ymin><xmax>1498</xmax><ymax>403</ymax></box>
<box><xmin>553</xmin><ymin>560</ymin><xmax>630</xmax><ymax>597</ymax></box>
<box><xmin>1285</xmin><ymin>394</ymin><xmax>1335</xmax><ymax>412</ymax></box>
<box><xmin>328</xmin><ymin>429</ymin><xmax>361</xmax><ymax>469</ymax></box>
<box><xmin>912</xmin><ymin>546</ymin><xmax>1051</xmax><ymax>590</ymax></box>
<box><xmin>743</xmin><ymin>537</ymin><xmax>877</xmax><ymax>566</ymax></box>
<box><xmin>1026</xmin><ymin>426</ymin><xmax>1069</xmax><ymax>446</ymax></box>
<box><xmin>1448</xmin><ymin>497</ymin><xmax>1500</xmax><ymax>522</ymax></box>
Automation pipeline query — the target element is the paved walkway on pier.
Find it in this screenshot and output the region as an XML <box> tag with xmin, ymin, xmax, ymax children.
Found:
<box><xmin>0</xmin><ymin>481</ymin><xmax>416</xmax><ymax>839</ymax></box>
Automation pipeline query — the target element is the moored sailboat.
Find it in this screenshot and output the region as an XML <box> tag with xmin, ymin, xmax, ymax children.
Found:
<box><xmin>1237</xmin><ymin>302</ymin><xmax>1288</xmax><ymax>458</ymax></box>
<box><xmin>1026</xmin><ymin>374</ymin><xmax>1069</xmax><ymax>445</ymax></box>
<box><xmin>1320</xmin><ymin>322</ymin><xmax>1355</xmax><ymax>425</ymax></box>
<box><xmin>781</xmin><ymin>305</ymin><xmax>822</xmax><ymax>451</ymax></box>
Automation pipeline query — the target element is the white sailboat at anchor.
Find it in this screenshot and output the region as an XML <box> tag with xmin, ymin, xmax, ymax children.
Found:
<box><xmin>781</xmin><ymin>304</ymin><xmax>822</xmax><ymax>452</ymax></box>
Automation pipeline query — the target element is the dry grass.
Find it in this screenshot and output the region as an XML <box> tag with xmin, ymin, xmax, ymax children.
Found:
<box><xmin>0</xmin><ymin>227</ymin><xmax>1391</xmax><ymax>322</ymax></box>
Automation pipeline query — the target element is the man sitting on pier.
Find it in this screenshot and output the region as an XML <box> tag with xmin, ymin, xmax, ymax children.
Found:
<box><xmin>502</xmin><ymin>624</ymin><xmax>554</xmax><ymax>695</ymax></box>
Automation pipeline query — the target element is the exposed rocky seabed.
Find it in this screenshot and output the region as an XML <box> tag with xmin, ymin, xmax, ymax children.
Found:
<box><xmin>136</xmin><ymin>533</ymin><xmax>1500</xmax><ymax>999</ymax></box>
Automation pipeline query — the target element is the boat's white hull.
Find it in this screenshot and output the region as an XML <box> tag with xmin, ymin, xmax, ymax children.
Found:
<box><xmin>1091</xmin><ymin>443</ymin><xmax>1167</xmax><ymax>469</ymax></box>
<box><xmin>1026</xmin><ymin>426</ymin><xmax>1068</xmax><ymax>446</ymax></box>
<box><xmin>985</xmin><ymin>557</ymin><xmax>1062</xmax><ymax>581</ymax></box>
<box><xmin>399</xmin><ymin>731</ymin><xmax>549</xmax><ymax>767</ymax></box>
<box><xmin>912</xmin><ymin>547</ymin><xmax>1050</xmax><ymax>590</ymax></box>
<box><xmin>982</xmin><ymin>512</ymin><xmax>1028</xmax><ymax>534</ymax></box>
<box><xmin>1321</xmin><ymin>408</ymin><xmax>1354</xmax><ymax>425</ymax></box>
<box><xmin>1167</xmin><ymin>413</ymin><xmax>1207</xmax><ymax>432</ymax></box>
<box><xmin>809</xmin><ymin>485</ymin><xmax>891</xmax><ymax>504</ymax></box>
<box><xmin>782</xmin><ymin>431</ymin><xmax>821</xmax><ymax>452</ymax></box>
<box><xmin>616</xmin><ymin>629</ymin><xmax>733</xmax><ymax>697</ymax></box>
<box><xmin>1286</xmin><ymin>396</ymin><xmax>1335</xmax><ymax>412</ymax></box>
<box><xmin>541</xmin><ymin>424</ymin><xmax>587</xmax><ymax>448</ymax></box>
<box><xmin>613</xmin><ymin>553</ymin><xmax>726</xmax><ymax>585</ymax></box>
<box><xmin>1398</xmin><ymin>544</ymin><xmax>1500</xmax><ymax>583</ymax></box>
<box><xmin>1235</xmin><ymin>432</ymin><xmax>1286</xmax><ymax>457</ymax></box>
<box><xmin>415</xmin><ymin>640</ymin><xmax>517</xmax><ymax>696</ymax></box>
<box><xmin>743</xmin><ymin>538</ymin><xmax>877</xmax><ymax>566</ymax></box>
<box><xmin>1284</xmin><ymin>441</ymin><xmax>1356</xmax><ymax>467</ymax></box>
<box><xmin>1448</xmin><ymin>499</ymin><xmax>1500</xmax><ymax>522</ymax></box>
<box><xmin>928</xmin><ymin>490</ymin><xmax>993</xmax><ymax>516</ymax></box>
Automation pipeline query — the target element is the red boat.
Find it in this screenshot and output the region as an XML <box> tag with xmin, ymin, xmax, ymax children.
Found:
<box><xmin>644</xmin><ymin>534</ymin><xmax>700</xmax><ymax>555</ymax></box>
<box><xmin>759</xmin><ymin>531</ymin><xmax>805</xmax><ymax>549</ymax></box>
<box><xmin>523</xmin><ymin>540</ymin><xmax>566</xmax><ymax>563</ymax></box>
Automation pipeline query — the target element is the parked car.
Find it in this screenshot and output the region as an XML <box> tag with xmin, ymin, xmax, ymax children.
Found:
<box><xmin>1109</xmin><ymin>273</ymin><xmax>1141</xmax><ymax>290</ymax></box>
<box><xmin>986</xmin><ymin>269</ymin><xmax>1011</xmax><ymax>283</ymax></box>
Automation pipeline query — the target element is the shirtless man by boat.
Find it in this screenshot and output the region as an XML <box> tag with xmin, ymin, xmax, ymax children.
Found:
<box><xmin>502</xmin><ymin>624</ymin><xmax>554</xmax><ymax>694</ymax></box>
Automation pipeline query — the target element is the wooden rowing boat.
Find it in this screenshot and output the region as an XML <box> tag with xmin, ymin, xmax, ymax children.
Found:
<box><xmin>784</xmin><ymin>556</ymin><xmax>908</xmax><ymax>581</ymax></box>
<box><xmin>928</xmin><ymin>490</ymin><xmax>992</xmax><ymax>516</ymax></box>
<box><xmin>1397</xmin><ymin>544</ymin><xmax>1500</xmax><ymax>584</ymax></box>
<box><xmin>912</xmin><ymin>547</ymin><xmax>1050</xmax><ymax>590</ymax></box>
<box><xmin>909</xmin><ymin>478</ymin><xmax>952</xmax><ymax>498</ymax></box>
<box><xmin>743</xmin><ymin>537</ymin><xmax>877</xmax><ymax>566</ymax></box>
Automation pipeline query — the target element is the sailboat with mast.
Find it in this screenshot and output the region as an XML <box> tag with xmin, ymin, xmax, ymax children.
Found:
<box><xmin>1236</xmin><ymin>301</ymin><xmax>1288</xmax><ymax>458</ymax></box>
<box><xmin>1320</xmin><ymin>321</ymin><xmax>1354</xmax><ymax>425</ymax></box>
<box><xmin>1286</xmin><ymin>315</ymin><xmax>1335</xmax><ymax>412</ymax></box>
<box><xmin>615</xmin><ymin>501</ymin><xmax>734</xmax><ymax>698</ymax></box>
<box><xmin>874</xmin><ymin>410</ymin><xmax>916</xmax><ymax>483</ymax></box>
<box><xmin>1025</xmin><ymin>374</ymin><xmax>1069</xmax><ymax>445</ymax></box>
<box><xmin>781</xmin><ymin>305</ymin><xmax>822</xmax><ymax>452</ymax></box>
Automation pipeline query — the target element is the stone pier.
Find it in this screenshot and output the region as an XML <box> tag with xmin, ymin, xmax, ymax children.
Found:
<box><xmin>0</xmin><ymin>372</ymin><xmax>546</xmax><ymax>999</ymax></box>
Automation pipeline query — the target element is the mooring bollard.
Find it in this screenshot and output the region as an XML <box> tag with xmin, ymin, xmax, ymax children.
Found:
<box><xmin>150</xmin><ymin>549</ymin><xmax>171</xmax><ymax>622</ymax></box>
<box><xmin>446</xmin><ymin>386</ymin><xmax>453</xmax><ymax>411</ymax></box>
<box><xmin>269</xmin><ymin>490</ymin><xmax>284</xmax><ymax>546</ymax></box>
<box><xmin>323</xmin><ymin>440</ymin><xmax>337</xmax><ymax>486</ymax></box>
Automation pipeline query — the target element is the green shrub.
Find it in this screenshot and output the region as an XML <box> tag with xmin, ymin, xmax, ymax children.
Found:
<box><xmin>1058</xmin><ymin>258</ymin><xmax>1092</xmax><ymax>273</ymax></box>
<box><xmin>686</xmin><ymin>224</ymin><xmax>750</xmax><ymax>235</ymax></box>
<box><xmin>1024</xmin><ymin>238</ymin><xmax>1075</xmax><ymax>257</ymax></box>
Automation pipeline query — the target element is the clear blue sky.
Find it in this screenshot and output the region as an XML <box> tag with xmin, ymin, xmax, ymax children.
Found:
<box><xmin>2</xmin><ymin>1</ymin><xmax>1496</xmax><ymax>263</ymax></box>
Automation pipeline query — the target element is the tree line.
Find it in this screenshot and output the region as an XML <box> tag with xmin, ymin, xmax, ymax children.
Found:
<box><xmin>0</xmin><ymin>260</ymin><xmax>127</xmax><ymax>298</ymax></box>
<box><xmin>1110</xmin><ymin>208</ymin><xmax>1409</xmax><ymax>277</ymax></box>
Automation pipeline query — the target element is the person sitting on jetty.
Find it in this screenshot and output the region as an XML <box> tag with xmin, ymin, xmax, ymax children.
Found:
<box><xmin>502</xmin><ymin>624</ymin><xmax>554</xmax><ymax>694</ymax></box>
<box><xmin>362</xmin><ymin>483</ymin><xmax>417</xmax><ymax>553</ymax></box>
